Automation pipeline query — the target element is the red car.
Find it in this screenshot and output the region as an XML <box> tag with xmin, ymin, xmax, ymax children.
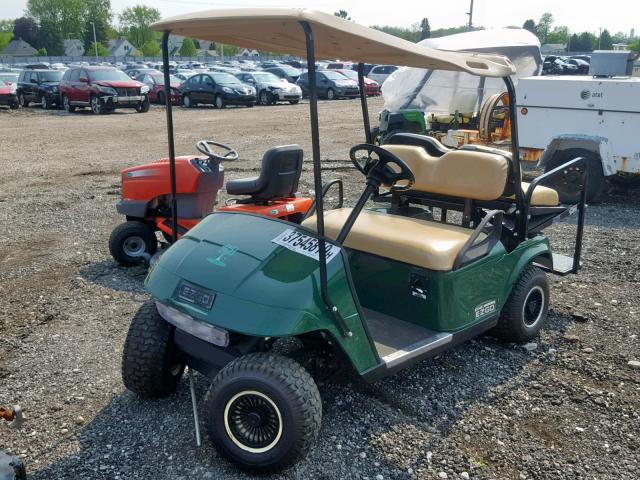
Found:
<box><xmin>136</xmin><ymin>72</ymin><xmax>182</xmax><ymax>105</ymax></box>
<box><xmin>0</xmin><ymin>79</ymin><xmax>18</xmax><ymax>109</ymax></box>
<box><xmin>334</xmin><ymin>69</ymin><xmax>380</xmax><ymax>96</ymax></box>
<box><xmin>59</xmin><ymin>66</ymin><xmax>150</xmax><ymax>114</ymax></box>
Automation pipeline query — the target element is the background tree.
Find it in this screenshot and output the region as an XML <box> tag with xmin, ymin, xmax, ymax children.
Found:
<box><xmin>38</xmin><ymin>21</ymin><xmax>64</xmax><ymax>54</ymax></box>
<box><xmin>27</xmin><ymin>0</ymin><xmax>86</xmax><ymax>41</ymax></box>
<box><xmin>0</xmin><ymin>32</ymin><xmax>13</xmax><ymax>52</ymax></box>
<box><xmin>119</xmin><ymin>5</ymin><xmax>161</xmax><ymax>48</ymax></box>
<box><xmin>140</xmin><ymin>40</ymin><xmax>160</xmax><ymax>56</ymax></box>
<box><xmin>536</xmin><ymin>12</ymin><xmax>554</xmax><ymax>43</ymax></box>
<box><xmin>88</xmin><ymin>41</ymin><xmax>110</xmax><ymax>56</ymax></box>
<box><xmin>522</xmin><ymin>19</ymin><xmax>537</xmax><ymax>35</ymax></box>
<box><xmin>419</xmin><ymin>18</ymin><xmax>431</xmax><ymax>41</ymax></box>
<box><xmin>13</xmin><ymin>17</ymin><xmax>40</xmax><ymax>47</ymax></box>
<box><xmin>36</xmin><ymin>47</ymin><xmax>47</xmax><ymax>56</ymax></box>
<box><xmin>568</xmin><ymin>33</ymin><xmax>580</xmax><ymax>52</ymax></box>
<box><xmin>599</xmin><ymin>29</ymin><xmax>613</xmax><ymax>50</ymax></box>
<box><xmin>334</xmin><ymin>10</ymin><xmax>351</xmax><ymax>20</ymax></box>
<box><xmin>546</xmin><ymin>26</ymin><xmax>569</xmax><ymax>45</ymax></box>
<box><xmin>576</xmin><ymin>31</ymin><xmax>596</xmax><ymax>52</ymax></box>
<box><xmin>0</xmin><ymin>20</ymin><xmax>15</xmax><ymax>32</ymax></box>
<box><xmin>84</xmin><ymin>0</ymin><xmax>112</xmax><ymax>50</ymax></box>
<box><xmin>179</xmin><ymin>37</ymin><xmax>196</xmax><ymax>56</ymax></box>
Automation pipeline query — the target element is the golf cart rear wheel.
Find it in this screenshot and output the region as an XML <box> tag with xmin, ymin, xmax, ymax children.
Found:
<box><xmin>121</xmin><ymin>300</ymin><xmax>185</xmax><ymax>398</ymax></box>
<box><xmin>545</xmin><ymin>148</ymin><xmax>604</xmax><ymax>203</ymax></box>
<box><xmin>109</xmin><ymin>221</ymin><xmax>157</xmax><ymax>266</ymax></box>
<box><xmin>0</xmin><ymin>450</ymin><xmax>26</xmax><ymax>480</ymax></box>
<box><xmin>204</xmin><ymin>352</ymin><xmax>321</xmax><ymax>472</ymax></box>
<box><xmin>492</xmin><ymin>265</ymin><xmax>549</xmax><ymax>342</ymax></box>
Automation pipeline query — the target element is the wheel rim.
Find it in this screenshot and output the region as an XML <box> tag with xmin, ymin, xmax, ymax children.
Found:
<box><xmin>91</xmin><ymin>97</ymin><xmax>101</xmax><ymax>114</ymax></box>
<box><xmin>183</xmin><ymin>95</ymin><xmax>190</xmax><ymax>107</ymax></box>
<box><xmin>41</xmin><ymin>95</ymin><xmax>47</xmax><ymax>109</ymax></box>
<box><xmin>19</xmin><ymin>94</ymin><xmax>25</xmax><ymax>106</ymax></box>
<box><xmin>522</xmin><ymin>285</ymin><xmax>545</xmax><ymax>327</ymax></box>
<box><xmin>64</xmin><ymin>96</ymin><xmax>70</xmax><ymax>110</ymax></box>
<box><xmin>122</xmin><ymin>236</ymin><xmax>146</xmax><ymax>257</ymax></box>
<box><xmin>260</xmin><ymin>91</ymin><xmax>268</xmax><ymax>104</ymax></box>
<box><xmin>224</xmin><ymin>390</ymin><xmax>283</xmax><ymax>453</ymax></box>
<box><xmin>215</xmin><ymin>96</ymin><xmax>223</xmax><ymax>108</ymax></box>
<box><xmin>327</xmin><ymin>89</ymin><xmax>334</xmax><ymax>99</ymax></box>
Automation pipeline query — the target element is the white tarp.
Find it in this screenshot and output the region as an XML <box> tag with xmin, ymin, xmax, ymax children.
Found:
<box><xmin>381</xmin><ymin>28</ymin><xmax>542</xmax><ymax>115</ymax></box>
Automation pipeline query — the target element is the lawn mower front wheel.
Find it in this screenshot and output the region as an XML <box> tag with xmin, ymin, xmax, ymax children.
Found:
<box><xmin>204</xmin><ymin>352</ymin><xmax>321</xmax><ymax>473</ymax></box>
<box><xmin>109</xmin><ymin>221</ymin><xmax>157</xmax><ymax>266</ymax></box>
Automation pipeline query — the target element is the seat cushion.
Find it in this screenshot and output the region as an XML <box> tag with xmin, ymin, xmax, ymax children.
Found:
<box><xmin>302</xmin><ymin>208</ymin><xmax>484</xmax><ymax>271</ymax></box>
<box><xmin>519</xmin><ymin>182</ymin><xmax>559</xmax><ymax>206</ymax></box>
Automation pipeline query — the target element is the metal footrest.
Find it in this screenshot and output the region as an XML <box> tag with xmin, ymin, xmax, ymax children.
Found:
<box><xmin>537</xmin><ymin>252</ymin><xmax>579</xmax><ymax>276</ymax></box>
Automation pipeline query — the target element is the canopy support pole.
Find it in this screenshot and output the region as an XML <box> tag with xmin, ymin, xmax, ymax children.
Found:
<box><xmin>300</xmin><ymin>21</ymin><xmax>351</xmax><ymax>338</ymax></box>
<box><xmin>162</xmin><ymin>31</ymin><xmax>178</xmax><ymax>244</ymax></box>
<box><xmin>357</xmin><ymin>63</ymin><xmax>372</xmax><ymax>144</ymax></box>
<box><xmin>503</xmin><ymin>75</ymin><xmax>525</xmax><ymax>243</ymax></box>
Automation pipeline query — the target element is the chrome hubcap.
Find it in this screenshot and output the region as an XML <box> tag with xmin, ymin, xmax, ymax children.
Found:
<box><xmin>224</xmin><ymin>391</ymin><xmax>283</xmax><ymax>453</ymax></box>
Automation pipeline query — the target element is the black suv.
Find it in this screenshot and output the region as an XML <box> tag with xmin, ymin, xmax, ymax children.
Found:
<box><xmin>17</xmin><ymin>69</ymin><xmax>63</xmax><ymax>109</ymax></box>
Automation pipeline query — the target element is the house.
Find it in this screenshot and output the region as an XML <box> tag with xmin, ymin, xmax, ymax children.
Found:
<box><xmin>63</xmin><ymin>39</ymin><xmax>84</xmax><ymax>57</ymax></box>
<box><xmin>108</xmin><ymin>39</ymin><xmax>137</xmax><ymax>57</ymax></box>
<box><xmin>2</xmin><ymin>38</ymin><xmax>37</xmax><ymax>57</ymax></box>
<box><xmin>541</xmin><ymin>43</ymin><xmax>567</xmax><ymax>55</ymax></box>
<box><xmin>240</xmin><ymin>48</ymin><xmax>260</xmax><ymax>57</ymax></box>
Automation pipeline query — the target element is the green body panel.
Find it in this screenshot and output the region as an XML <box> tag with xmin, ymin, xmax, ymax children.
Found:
<box><xmin>349</xmin><ymin>235</ymin><xmax>551</xmax><ymax>332</ymax></box>
<box><xmin>401</xmin><ymin>110</ymin><xmax>427</xmax><ymax>131</ymax></box>
<box><xmin>145</xmin><ymin>212</ymin><xmax>379</xmax><ymax>373</ymax></box>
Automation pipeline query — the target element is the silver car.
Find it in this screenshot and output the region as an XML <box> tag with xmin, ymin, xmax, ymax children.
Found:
<box><xmin>235</xmin><ymin>71</ymin><xmax>302</xmax><ymax>105</ymax></box>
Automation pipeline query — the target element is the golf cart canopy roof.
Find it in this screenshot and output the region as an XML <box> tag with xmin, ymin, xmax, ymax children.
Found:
<box><xmin>152</xmin><ymin>8</ymin><xmax>515</xmax><ymax>77</ymax></box>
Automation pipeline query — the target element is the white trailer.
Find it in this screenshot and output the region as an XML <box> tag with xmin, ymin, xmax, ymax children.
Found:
<box><xmin>516</xmin><ymin>75</ymin><xmax>640</xmax><ymax>201</ymax></box>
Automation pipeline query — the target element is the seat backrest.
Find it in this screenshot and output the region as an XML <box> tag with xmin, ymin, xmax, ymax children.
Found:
<box><xmin>383</xmin><ymin>132</ymin><xmax>451</xmax><ymax>157</ymax></box>
<box><xmin>382</xmin><ymin>144</ymin><xmax>509</xmax><ymax>201</ymax></box>
<box><xmin>253</xmin><ymin>145</ymin><xmax>303</xmax><ymax>200</ymax></box>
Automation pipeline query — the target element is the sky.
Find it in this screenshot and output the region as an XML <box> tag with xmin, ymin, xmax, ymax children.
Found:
<box><xmin>1</xmin><ymin>0</ymin><xmax>638</xmax><ymax>36</ymax></box>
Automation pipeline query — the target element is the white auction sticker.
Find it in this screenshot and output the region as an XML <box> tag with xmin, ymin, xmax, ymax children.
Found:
<box><xmin>272</xmin><ymin>229</ymin><xmax>341</xmax><ymax>263</ymax></box>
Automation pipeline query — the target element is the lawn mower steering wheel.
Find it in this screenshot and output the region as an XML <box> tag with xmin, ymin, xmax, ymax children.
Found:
<box><xmin>349</xmin><ymin>144</ymin><xmax>415</xmax><ymax>191</ymax></box>
<box><xmin>196</xmin><ymin>140</ymin><xmax>239</xmax><ymax>162</ymax></box>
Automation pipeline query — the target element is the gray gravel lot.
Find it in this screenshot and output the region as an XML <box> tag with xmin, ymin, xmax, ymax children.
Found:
<box><xmin>0</xmin><ymin>100</ymin><xmax>639</xmax><ymax>480</ymax></box>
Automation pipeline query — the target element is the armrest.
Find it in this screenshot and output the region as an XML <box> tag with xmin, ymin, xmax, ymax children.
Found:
<box><xmin>525</xmin><ymin>157</ymin><xmax>587</xmax><ymax>205</ymax></box>
<box><xmin>303</xmin><ymin>179</ymin><xmax>344</xmax><ymax>220</ymax></box>
<box><xmin>453</xmin><ymin>210</ymin><xmax>503</xmax><ymax>270</ymax></box>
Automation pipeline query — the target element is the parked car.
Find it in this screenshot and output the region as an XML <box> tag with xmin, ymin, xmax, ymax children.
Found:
<box><xmin>136</xmin><ymin>72</ymin><xmax>182</xmax><ymax>104</ymax></box>
<box><xmin>235</xmin><ymin>71</ymin><xmax>302</xmax><ymax>105</ymax></box>
<box><xmin>264</xmin><ymin>66</ymin><xmax>302</xmax><ymax>83</ymax></box>
<box><xmin>124</xmin><ymin>67</ymin><xmax>156</xmax><ymax>79</ymax></box>
<box><xmin>334</xmin><ymin>69</ymin><xmax>380</xmax><ymax>96</ymax></box>
<box><xmin>59</xmin><ymin>66</ymin><xmax>150</xmax><ymax>114</ymax></box>
<box><xmin>16</xmin><ymin>69</ymin><xmax>63</xmax><ymax>109</ymax></box>
<box><xmin>326</xmin><ymin>62</ymin><xmax>355</xmax><ymax>70</ymax></box>
<box><xmin>180</xmin><ymin>72</ymin><xmax>256</xmax><ymax>108</ymax></box>
<box><xmin>296</xmin><ymin>70</ymin><xmax>360</xmax><ymax>100</ymax></box>
<box><xmin>367</xmin><ymin>65</ymin><xmax>398</xmax><ymax>85</ymax></box>
<box><xmin>542</xmin><ymin>58</ymin><xmax>578</xmax><ymax>75</ymax></box>
<box><xmin>565</xmin><ymin>58</ymin><xmax>590</xmax><ymax>74</ymax></box>
<box><xmin>281</xmin><ymin>60</ymin><xmax>306</xmax><ymax>69</ymax></box>
<box><xmin>0</xmin><ymin>79</ymin><xmax>18</xmax><ymax>109</ymax></box>
<box><xmin>173</xmin><ymin>71</ymin><xmax>198</xmax><ymax>82</ymax></box>
<box><xmin>0</xmin><ymin>72</ymin><xmax>19</xmax><ymax>86</ymax></box>
<box><xmin>570</xmin><ymin>55</ymin><xmax>591</xmax><ymax>63</ymax></box>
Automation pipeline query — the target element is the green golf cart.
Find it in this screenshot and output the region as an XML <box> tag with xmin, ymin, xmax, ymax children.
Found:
<box><xmin>121</xmin><ymin>9</ymin><xmax>588</xmax><ymax>473</ymax></box>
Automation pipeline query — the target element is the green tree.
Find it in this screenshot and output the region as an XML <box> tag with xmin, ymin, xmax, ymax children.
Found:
<box><xmin>36</xmin><ymin>47</ymin><xmax>47</xmax><ymax>56</ymax></box>
<box><xmin>119</xmin><ymin>5</ymin><xmax>161</xmax><ymax>48</ymax></box>
<box><xmin>84</xmin><ymin>0</ymin><xmax>112</xmax><ymax>50</ymax></box>
<box><xmin>88</xmin><ymin>41</ymin><xmax>110</xmax><ymax>56</ymax></box>
<box><xmin>536</xmin><ymin>12</ymin><xmax>554</xmax><ymax>43</ymax></box>
<box><xmin>629</xmin><ymin>40</ymin><xmax>640</xmax><ymax>52</ymax></box>
<box><xmin>546</xmin><ymin>26</ymin><xmax>569</xmax><ymax>45</ymax></box>
<box><xmin>0</xmin><ymin>20</ymin><xmax>15</xmax><ymax>32</ymax></box>
<box><xmin>334</xmin><ymin>10</ymin><xmax>351</xmax><ymax>20</ymax></box>
<box><xmin>568</xmin><ymin>33</ymin><xmax>580</xmax><ymax>52</ymax></box>
<box><xmin>599</xmin><ymin>29</ymin><xmax>613</xmax><ymax>50</ymax></box>
<box><xmin>522</xmin><ymin>19</ymin><xmax>537</xmax><ymax>35</ymax></box>
<box><xmin>27</xmin><ymin>0</ymin><xmax>86</xmax><ymax>41</ymax></box>
<box><xmin>13</xmin><ymin>17</ymin><xmax>40</xmax><ymax>48</ymax></box>
<box><xmin>419</xmin><ymin>18</ymin><xmax>430</xmax><ymax>41</ymax></box>
<box><xmin>179</xmin><ymin>37</ymin><xmax>196</xmax><ymax>56</ymax></box>
<box><xmin>140</xmin><ymin>40</ymin><xmax>160</xmax><ymax>56</ymax></box>
<box><xmin>38</xmin><ymin>21</ymin><xmax>64</xmax><ymax>55</ymax></box>
<box><xmin>0</xmin><ymin>32</ymin><xmax>13</xmax><ymax>52</ymax></box>
<box><xmin>577</xmin><ymin>31</ymin><xmax>596</xmax><ymax>52</ymax></box>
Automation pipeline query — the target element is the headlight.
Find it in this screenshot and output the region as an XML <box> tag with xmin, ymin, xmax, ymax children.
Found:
<box><xmin>248</xmin><ymin>87</ymin><xmax>256</xmax><ymax>94</ymax></box>
<box><xmin>51</xmin><ymin>86</ymin><xmax>58</xmax><ymax>92</ymax></box>
<box><xmin>156</xmin><ymin>300</ymin><xmax>229</xmax><ymax>347</ymax></box>
<box><xmin>222</xmin><ymin>86</ymin><xmax>233</xmax><ymax>93</ymax></box>
<box><xmin>97</xmin><ymin>85</ymin><xmax>117</xmax><ymax>95</ymax></box>
<box><xmin>140</xmin><ymin>85</ymin><xmax>150</xmax><ymax>94</ymax></box>
<box><xmin>271</xmin><ymin>87</ymin><xmax>283</xmax><ymax>92</ymax></box>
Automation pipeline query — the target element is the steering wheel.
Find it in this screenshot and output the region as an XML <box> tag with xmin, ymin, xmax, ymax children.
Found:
<box><xmin>349</xmin><ymin>144</ymin><xmax>415</xmax><ymax>191</ymax></box>
<box><xmin>196</xmin><ymin>140</ymin><xmax>239</xmax><ymax>162</ymax></box>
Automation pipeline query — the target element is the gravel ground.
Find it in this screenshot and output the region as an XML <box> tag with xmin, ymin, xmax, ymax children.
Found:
<box><xmin>0</xmin><ymin>100</ymin><xmax>639</xmax><ymax>480</ymax></box>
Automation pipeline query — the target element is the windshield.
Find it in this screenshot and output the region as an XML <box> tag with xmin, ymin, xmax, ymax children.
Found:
<box><xmin>252</xmin><ymin>73</ymin><xmax>282</xmax><ymax>82</ymax></box>
<box><xmin>322</xmin><ymin>70</ymin><xmax>348</xmax><ymax>81</ymax></box>
<box><xmin>211</xmin><ymin>73</ymin><xmax>241</xmax><ymax>84</ymax></box>
<box><xmin>338</xmin><ymin>70</ymin><xmax>357</xmax><ymax>80</ymax></box>
<box><xmin>0</xmin><ymin>73</ymin><xmax>18</xmax><ymax>83</ymax></box>
<box><xmin>280</xmin><ymin>66</ymin><xmax>301</xmax><ymax>75</ymax></box>
<box><xmin>89</xmin><ymin>69</ymin><xmax>132</xmax><ymax>82</ymax></box>
<box><xmin>38</xmin><ymin>71</ymin><xmax>63</xmax><ymax>82</ymax></box>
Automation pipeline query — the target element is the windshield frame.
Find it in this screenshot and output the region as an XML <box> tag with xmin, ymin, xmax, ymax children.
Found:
<box><xmin>251</xmin><ymin>72</ymin><xmax>283</xmax><ymax>82</ymax></box>
<box><xmin>88</xmin><ymin>69</ymin><xmax>133</xmax><ymax>82</ymax></box>
<box><xmin>38</xmin><ymin>71</ymin><xmax>63</xmax><ymax>82</ymax></box>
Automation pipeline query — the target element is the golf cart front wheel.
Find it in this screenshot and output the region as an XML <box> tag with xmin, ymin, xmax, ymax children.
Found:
<box><xmin>122</xmin><ymin>300</ymin><xmax>185</xmax><ymax>398</ymax></box>
<box><xmin>492</xmin><ymin>265</ymin><xmax>549</xmax><ymax>342</ymax></box>
<box><xmin>109</xmin><ymin>221</ymin><xmax>157</xmax><ymax>266</ymax></box>
<box><xmin>204</xmin><ymin>352</ymin><xmax>321</xmax><ymax>472</ymax></box>
<box><xmin>0</xmin><ymin>450</ymin><xmax>26</xmax><ymax>480</ymax></box>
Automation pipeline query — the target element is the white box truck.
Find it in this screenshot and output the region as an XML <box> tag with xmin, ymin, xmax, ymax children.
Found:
<box><xmin>517</xmin><ymin>75</ymin><xmax>640</xmax><ymax>202</ymax></box>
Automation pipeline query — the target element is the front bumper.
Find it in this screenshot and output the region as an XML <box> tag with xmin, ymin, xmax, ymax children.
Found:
<box><xmin>335</xmin><ymin>87</ymin><xmax>360</xmax><ymax>97</ymax></box>
<box><xmin>100</xmin><ymin>94</ymin><xmax>147</xmax><ymax>108</ymax></box>
<box><xmin>273</xmin><ymin>91</ymin><xmax>302</xmax><ymax>101</ymax></box>
<box><xmin>0</xmin><ymin>94</ymin><xmax>18</xmax><ymax>106</ymax></box>
<box><xmin>223</xmin><ymin>93</ymin><xmax>256</xmax><ymax>105</ymax></box>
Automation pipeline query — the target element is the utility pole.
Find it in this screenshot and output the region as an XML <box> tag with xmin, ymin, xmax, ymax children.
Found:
<box><xmin>467</xmin><ymin>0</ymin><xmax>474</xmax><ymax>30</ymax></box>
<box><xmin>90</xmin><ymin>21</ymin><xmax>98</xmax><ymax>60</ymax></box>
<box><xmin>598</xmin><ymin>27</ymin><xmax>602</xmax><ymax>49</ymax></box>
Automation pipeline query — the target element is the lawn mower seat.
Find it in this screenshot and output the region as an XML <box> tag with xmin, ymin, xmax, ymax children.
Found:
<box><xmin>226</xmin><ymin>145</ymin><xmax>303</xmax><ymax>201</ymax></box>
<box><xmin>382</xmin><ymin>132</ymin><xmax>451</xmax><ymax>157</ymax></box>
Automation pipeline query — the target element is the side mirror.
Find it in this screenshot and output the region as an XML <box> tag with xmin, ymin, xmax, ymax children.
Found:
<box><xmin>79</xmin><ymin>76</ymin><xmax>89</xmax><ymax>83</ymax></box>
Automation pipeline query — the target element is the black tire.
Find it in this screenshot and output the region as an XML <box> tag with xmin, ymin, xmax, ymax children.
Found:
<box><xmin>545</xmin><ymin>148</ymin><xmax>605</xmax><ymax>203</ymax></box>
<box><xmin>157</xmin><ymin>91</ymin><xmax>165</xmax><ymax>105</ymax></box>
<box><xmin>18</xmin><ymin>93</ymin><xmax>28</xmax><ymax>108</ymax></box>
<box><xmin>9</xmin><ymin>100</ymin><xmax>18</xmax><ymax>109</ymax></box>
<box><xmin>204</xmin><ymin>352</ymin><xmax>321</xmax><ymax>473</ymax></box>
<box><xmin>122</xmin><ymin>300</ymin><xmax>185</xmax><ymax>398</ymax></box>
<box><xmin>182</xmin><ymin>93</ymin><xmax>193</xmax><ymax>108</ymax></box>
<box><xmin>258</xmin><ymin>90</ymin><xmax>271</xmax><ymax>106</ymax></box>
<box><xmin>136</xmin><ymin>96</ymin><xmax>150</xmax><ymax>113</ymax></box>
<box><xmin>90</xmin><ymin>95</ymin><xmax>104</xmax><ymax>114</ymax></box>
<box><xmin>326</xmin><ymin>88</ymin><xmax>335</xmax><ymax>100</ymax></box>
<box><xmin>0</xmin><ymin>450</ymin><xmax>26</xmax><ymax>480</ymax></box>
<box><xmin>108</xmin><ymin>221</ymin><xmax>157</xmax><ymax>266</ymax></box>
<box><xmin>492</xmin><ymin>265</ymin><xmax>549</xmax><ymax>342</ymax></box>
<box><xmin>288</xmin><ymin>99</ymin><xmax>299</xmax><ymax>105</ymax></box>
<box><xmin>63</xmin><ymin>95</ymin><xmax>75</xmax><ymax>113</ymax></box>
<box><xmin>215</xmin><ymin>95</ymin><xmax>226</xmax><ymax>109</ymax></box>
